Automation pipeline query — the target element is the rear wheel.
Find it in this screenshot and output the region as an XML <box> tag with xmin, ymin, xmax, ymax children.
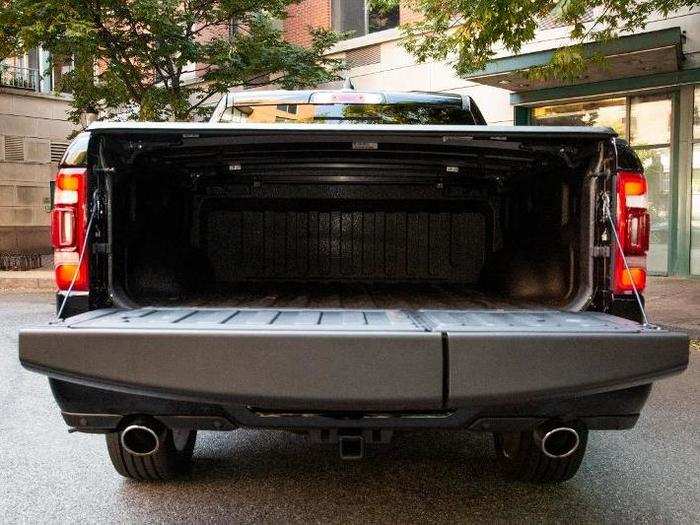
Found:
<box><xmin>106</xmin><ymin>421</ymin><xmax>197</xmax><ymax>481</ymax></box>
<box><xmin>493</xmin><ymin>423</ymin><xmax>588</xmax><ymax>483</ymax></box>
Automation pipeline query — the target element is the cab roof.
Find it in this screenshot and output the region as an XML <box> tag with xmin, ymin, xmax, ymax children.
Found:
<box><xmin>212</xmin><ymin>89</ymin><xmax>485</xmax><ymax>124</ymax></box>
<box><xmin>225</xmin><ymin>89</ymin><xmax>466</xmax><ymax>107</ymax></box>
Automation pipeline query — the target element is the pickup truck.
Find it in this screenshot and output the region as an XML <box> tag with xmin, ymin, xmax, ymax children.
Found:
<box><xmin>19</xmin><ymin>89</ymin><xmax>689</xmax><ymax>483</ymax></box>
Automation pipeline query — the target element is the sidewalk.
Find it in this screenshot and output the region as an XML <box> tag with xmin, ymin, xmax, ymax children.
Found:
<box><xmin>0</xmin><ymin>269</ymin><xmax>54</xmax><ymax>291</ymax></box>
<box><xmin>0</xmin><ymin>253</ymin><xmax>54</xmax><ymax>291</ymax></box>
<box><xmin>645</xmin><ymin>277</ymin><xmax>700</xmax><ymax>339</ymax></box>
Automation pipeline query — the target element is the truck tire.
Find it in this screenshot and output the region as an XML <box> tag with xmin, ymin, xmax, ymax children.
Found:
<box><xmin>493</xmin><ymin>424</ymin><xmax>588</xmax><ymax>483</ymax></box>
<box><xmin>106</xmin><ymin>423</ymin><xmax>197</xmax><ymax>481</ymax></box>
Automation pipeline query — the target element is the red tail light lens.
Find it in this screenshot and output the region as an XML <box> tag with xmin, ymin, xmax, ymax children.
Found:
<box><xmin>613</xmin><ymin>170</ymin><xmax>649</xmax><ymax>294</ymax></box>
<box><xmin>621</xmin><ymin>174</ymin><xmax>646</xmax><ymax>198</ymax></box>
<box><xmin>617</xmin><ymin>266</ymin><xmax>647</xmax><ymax>291</ymax></box>
<box><xmin>55</xmin><ymin>262</ymin><xmax>89</xmax><ymax>290</ymax></box>
<box><xmin>51</xmin><ymin>168</ymin><xmax>89</xmax><ymax>291</ymax></box>
<box><xmin>56</xmin><ymin>171</ymin><xmax>82</xmax><ymax>191</ymax></box>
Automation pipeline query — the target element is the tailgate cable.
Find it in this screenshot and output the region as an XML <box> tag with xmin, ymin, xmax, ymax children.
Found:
<box><xmin>57</xmin><ymin>189</ymin><xmax>100</xmax><ymax>320</ymax></box>
<box><xmin>601</xmin><ymin>192</ymin><xmax>655</xmax><ymax>329</ymax></box>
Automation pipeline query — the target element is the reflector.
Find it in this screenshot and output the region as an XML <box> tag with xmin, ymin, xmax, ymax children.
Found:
<box><xmin>51</xmin><ymin>207</ymin><xmax>75</xmax><ymax>248</ymax></box>
<box><xmin>625</xmin><ymin>208</ymin><xmax>650</xmax><ymax>255</ymax></box>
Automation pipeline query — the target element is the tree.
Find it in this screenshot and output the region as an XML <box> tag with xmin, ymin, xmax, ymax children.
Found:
<box><xmin>372</xmin><ymin>0</ymin><xmax>699</xmax><ymax>82</ymax></box>
<box><xmin>0</xmin><ymin>0</ymin><xmax>342</xmax><ymax>122</ymax></box>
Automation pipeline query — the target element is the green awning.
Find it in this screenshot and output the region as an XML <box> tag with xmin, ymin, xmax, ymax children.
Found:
<box><xmin>466</xmin><ymin>27</ymin><xmax>684</xmax><ymax>92</ymax></box>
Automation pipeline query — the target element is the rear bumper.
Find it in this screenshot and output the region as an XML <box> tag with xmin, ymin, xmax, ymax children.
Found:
<box><xmin>19</xmin><ymin>309</ymin><xmax>689</xmax><ymax>414</ymax></box>
<box><xmin>51</xmin><ymin>379</ymin><xmax>653</xmax><ymax>433</ymax></box>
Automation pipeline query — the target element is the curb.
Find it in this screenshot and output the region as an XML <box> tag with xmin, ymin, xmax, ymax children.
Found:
<box><xmin>0</xmin><ymin>270</ymin><xmax>55</xmax><ymax>292</ymax></box>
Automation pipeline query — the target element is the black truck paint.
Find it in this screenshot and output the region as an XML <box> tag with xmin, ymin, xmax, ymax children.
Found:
<box><xmin>20</xmin><ymin>91</ymin><xmax>689</xmax><ymax>481</ymax></box>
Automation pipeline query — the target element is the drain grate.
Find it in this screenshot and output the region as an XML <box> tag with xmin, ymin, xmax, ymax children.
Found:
<box><xmin>0</xmin><ymin>253</ymin><xmax>43</xmax><ymax>271</ymax></box>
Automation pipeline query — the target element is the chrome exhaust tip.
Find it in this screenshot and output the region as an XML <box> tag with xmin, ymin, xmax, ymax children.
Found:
<box><xmin>120</xmin><ymin>424</ymin><xmax>161</xmax><ymax>456</ymax></box>
<box><xmin>537</xmin><ymin>426</ymin><xmax>580</xmax><ymax>459</ymax></box>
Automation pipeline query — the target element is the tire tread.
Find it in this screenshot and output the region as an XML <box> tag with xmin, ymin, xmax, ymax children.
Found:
<box><xmin>494</xmin><ymin>424</ymin><xmax>588</xmax><ymax>483</ymax></box>
<box><xmin>106</xmin><ymin>424</ymin><xmax>196</xmax><ymax>481</ymax></box>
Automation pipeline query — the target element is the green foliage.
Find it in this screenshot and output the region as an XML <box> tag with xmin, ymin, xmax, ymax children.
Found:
<box><xmin>0</xmin><ymin>0</ymin><xmax>342</xmax><ymax>122</ymax></box>
<box><xmin>371</xmin><ymin>0</ymin><xmax>699</xmax><ymax>81</ymax></box>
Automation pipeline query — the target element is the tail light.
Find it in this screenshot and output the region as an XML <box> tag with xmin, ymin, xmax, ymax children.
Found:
<box><xmin>51</xmin><ymin>167</ymin><xmax>89</xmax><ymax>291</ymax></box>
<box><xmin>613</xmin><ymin>170</ymin><xmax>650</xmax><ymax>294</ymax></box>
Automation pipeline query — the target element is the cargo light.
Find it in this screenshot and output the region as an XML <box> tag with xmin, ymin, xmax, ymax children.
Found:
<box><xmin>51</xmin><ymin>167</ymin><xmax>89</xmax><ymax>291</ymax></box>
<box><xmin>613</xmin><ymin>170</ymin><xmax>650</xmax><ymax>294</ymax></box>
<box><xmin>309</xmin><ymin>92</ymin><xmax>384</xmax><ymax>104</ymax></box>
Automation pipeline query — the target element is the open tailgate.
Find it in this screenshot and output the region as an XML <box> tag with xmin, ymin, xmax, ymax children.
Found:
<box><xmin>19</xmin><ymin>308</ymin><xmax>689</xmax><ymax>410</ymax></box>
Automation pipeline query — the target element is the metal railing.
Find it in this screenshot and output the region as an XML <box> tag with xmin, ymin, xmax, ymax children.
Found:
<box><xmin>0</xmin><ymin>64</ymin><xmax>40</xmax><ymax>91</ymax></box>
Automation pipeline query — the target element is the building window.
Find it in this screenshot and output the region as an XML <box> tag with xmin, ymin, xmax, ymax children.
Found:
<box><xmin>49</xmin><ymin>55</ymin><xmax>75</xmax><ymax>94</ymax></box>
<box><xmin>368</xmin><ymin>3</ymin><xmax>399</xmax><ymax>33</ymax></box>
<box><xmin>1</xmin><ymin>48</ymin><xmax>75</xmax><ymax>93</ymax></box>
<box><xmin>332</xmin><ymin>0</ymin><xmax>399</xmax><ymax>39</ymax></box>
<box><xmin>276</xmin><ymin>104</ymin><xmax>298</xmax><ymax>114</ymax></box>
<box><xmin>630</xmin><ymin>94</ymin><xmax>672</xmax><ymax>146</ymax></box>
<box><xmin>691</xmin><ymin>86</ymin><xmax>700</xmax><ymax>275</ymax></box>
<box><xmin>0</xmin><ymin>54</ymin><xmax>39</xmax><ymax>91</ymax></box>
<box><xmin>531</xmin><ymin>93</ymin><xmax>674</xmax><ymax>274</ymax></box>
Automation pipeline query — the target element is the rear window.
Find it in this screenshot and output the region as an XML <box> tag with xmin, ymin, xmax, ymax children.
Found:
<box><xmin>218</xmin><ymin>103</ymin><xmax>478</xmax><ymax>125</ymax></box>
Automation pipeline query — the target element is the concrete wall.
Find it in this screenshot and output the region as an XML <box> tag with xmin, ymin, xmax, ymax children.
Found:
<box><xmin>0</xmin><ymin>88</ymin><xmax>77</xmax><ymax>253</ymax></box>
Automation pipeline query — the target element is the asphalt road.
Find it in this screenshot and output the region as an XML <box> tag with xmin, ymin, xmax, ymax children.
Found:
<box><xmin>1</xmin><ymin>292</ymin><xmax>698</xmax><ymax>523</ymax></box>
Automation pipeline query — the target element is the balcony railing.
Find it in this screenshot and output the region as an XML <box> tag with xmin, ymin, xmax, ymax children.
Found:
<box><xmin>0</xmin><ymin>64</ymin><xmax>40</xmax><ymax>91</ymax></box>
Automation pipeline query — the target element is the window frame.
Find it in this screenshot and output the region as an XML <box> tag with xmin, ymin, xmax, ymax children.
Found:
<box><xmin>690</xmin><ymin>85</ymin><xmax>700</xmax><ymax>275</ymax></box>
<box><xmin>332</xmin><ymin>0</ymin><xmax>400</xmax><ymax>40</ymax></box>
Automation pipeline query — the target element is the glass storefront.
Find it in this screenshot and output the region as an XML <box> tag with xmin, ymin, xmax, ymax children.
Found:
<box><xmin>691</xmin><ymin>87</ymin><xmax>700</xmax><ymax>275</ymax></box>
<box><xmin>630</xmin><ymin>94</ymin><xmax>672</xmax><ymax>145</ymax></box>
<box><xmin>630</xmin><ymin>94</ymin><xmax>673</xmax><ymax>274</ymax></box>
<box><xmin>532</xmin><ymin>93</ymin><xmax>673</xmax><ymax>273</ymax></box>
<box><xmin>531</xmin><ymin>98</ymin><xmax>626</xmax><ymax>137</ymax></box>
<box><xmin>636</xmin><ymin>147</ymin><xmax>672</xmax><ymax>273</ymax></box>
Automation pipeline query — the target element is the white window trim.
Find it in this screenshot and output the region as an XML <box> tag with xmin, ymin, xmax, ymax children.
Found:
<box><xmin>329</xmin><ymin>27</ymin><xmax>402</xmax><ymax>54</ymax></box>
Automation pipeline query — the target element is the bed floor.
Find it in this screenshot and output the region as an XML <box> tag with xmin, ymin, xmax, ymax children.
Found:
<box><xmin>133</xmin><ymin>282</ymin><xmax>550</xmax><ymax>310</ymax></box>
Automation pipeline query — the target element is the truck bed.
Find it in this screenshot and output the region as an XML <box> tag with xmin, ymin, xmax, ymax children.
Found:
<box><xmin>100</xmin><ymin>124</ymin><xmax>609</xmax><ymax>311</ymax></box>
<box><xmin>140</xmin><ymin>283</ymin><xmax>543</xmax><ymax>310</ymax></box>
